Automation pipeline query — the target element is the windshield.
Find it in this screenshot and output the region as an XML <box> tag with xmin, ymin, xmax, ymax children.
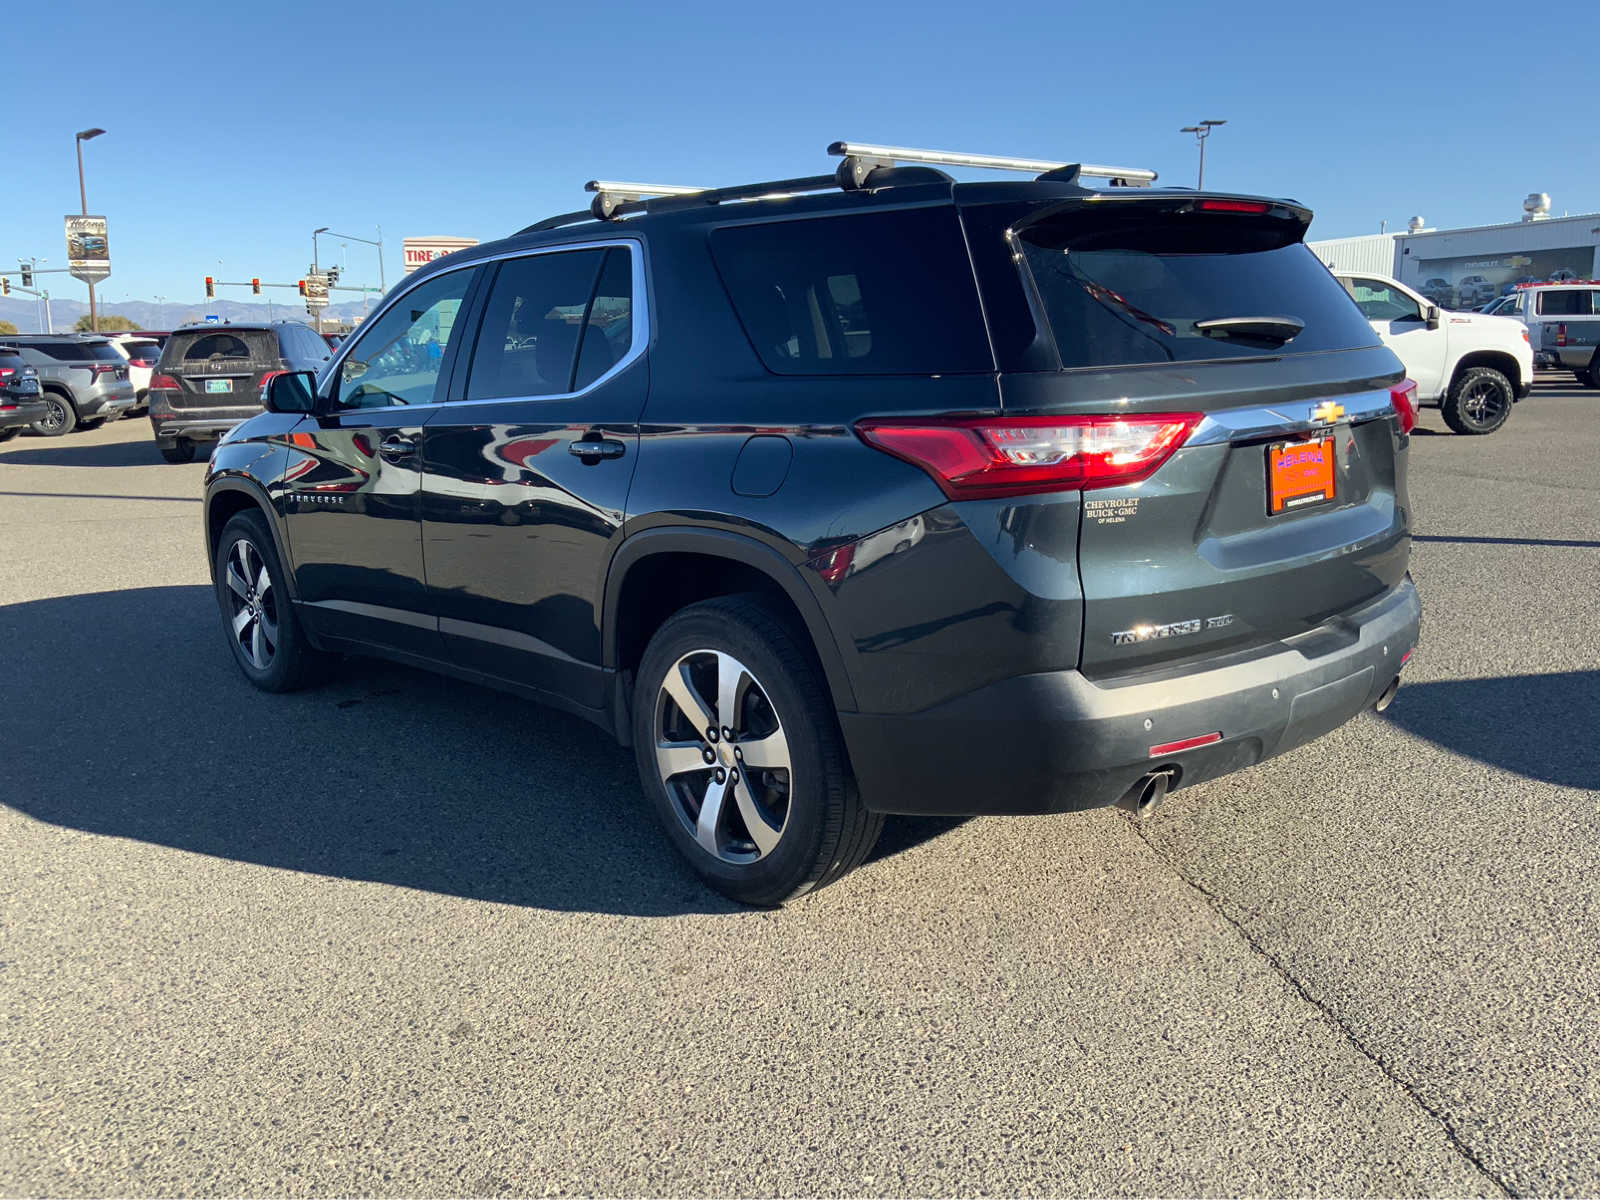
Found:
<box><xmin>1017</xmin><ymin>217</ymin><xmax>1380</xmax><ymax>368</ymax></box>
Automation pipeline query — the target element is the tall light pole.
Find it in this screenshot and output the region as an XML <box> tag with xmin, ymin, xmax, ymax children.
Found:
<box><xmin>1179</xmin><ymin>119</ymin><xmax>1226</xmax><ymax>189</ymax></box>
<box><xmin>321</xmin><ymin>227</ymin><xmax>385</xmax><ymax>295</ymax></box>
<box><xmin>311</xmin><ymin>227</ymin><xmax>330</xmax><ymax>334</ymax></box>
<box><xmin>75</xmin><ymin>127</ymin><xmax>106</xmax><ymax>332</ymax></box>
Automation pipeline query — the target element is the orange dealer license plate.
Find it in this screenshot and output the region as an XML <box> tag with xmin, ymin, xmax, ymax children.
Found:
<box><xmin>1267</xmin><ymin>436</ymin><xmax>1336</xmax><ymax>515</ymax></box>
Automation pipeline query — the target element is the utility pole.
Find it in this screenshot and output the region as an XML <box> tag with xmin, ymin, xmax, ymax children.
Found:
<box><xmin>1179</xmin><ymin>119</ymin><xmax>1226</xmax><ymax>189</ymax></box>
<box><xmin>74</xmin><ymin>127</ymin><xmax>106</xmax><ymax>332</ymax></box>
<box><xmin>312</xmin><ymin>227</ymin><xmax>329</xmax><ymax>334</ymax></box>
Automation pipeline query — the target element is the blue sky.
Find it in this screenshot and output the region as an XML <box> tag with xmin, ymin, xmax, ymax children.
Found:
<box><xmin>5</xmin><ymin>0</ymin><xmax>1589</xmax><ymax>308</ymax></box>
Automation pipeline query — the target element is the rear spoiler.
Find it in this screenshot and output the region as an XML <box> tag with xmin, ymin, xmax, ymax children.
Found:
<box><xmin>1013</xmin><ymin>191</ymin><xmax>1313</xmax><ymax>249</ymax></box>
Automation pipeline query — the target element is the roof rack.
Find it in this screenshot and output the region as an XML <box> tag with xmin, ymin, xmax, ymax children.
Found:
<box><xmin>828</xmin><ymin>141</ymin><xmax>1157</xmax><ymax>189</ymax></box>
<box><xmin>521</xmin><ymin>139</ymin><xmax>1158</xmax><ymax>233</ymax></box>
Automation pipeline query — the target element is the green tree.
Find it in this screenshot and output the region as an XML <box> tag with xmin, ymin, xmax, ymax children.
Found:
<box><xmin>0</xmin><ymin>320</ymin><xmax>18</xmax><ymax>336</ymax></box>
<box><xmin>74</xmin><ymin>314</ymin><xmax>141</xmax><ymax>332</ymax></box>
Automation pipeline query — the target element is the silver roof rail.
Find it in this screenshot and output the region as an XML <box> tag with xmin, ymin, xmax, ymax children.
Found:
<box><xmin>827</xmin><ymin>141</ymin><xmax>1157</xmax><ymax>189</ymax></box>
<box><xmin>586</xmin><ymin>180</ymin><xmax>711</xmax><ymax>219</ymax></box>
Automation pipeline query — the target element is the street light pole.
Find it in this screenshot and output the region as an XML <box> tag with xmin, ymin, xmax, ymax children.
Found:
<box><xmin>74</xmin><ymin>127</ymin><xmax>106</xmax><ymax>332</ymax></box>
<box><xmin>1179</xmin><ymin>119</ymin><xmax>1226</xmax><ymax>189</ymax></box>
<box><xmin>312</xmin><ymin>227</ymin><xmax>329</xmax><ymax>334</ymax></box>
<box><xmin>322</xmin><ymin>227</ymin><xmax>385</xmax><ymax>296</ymax></box>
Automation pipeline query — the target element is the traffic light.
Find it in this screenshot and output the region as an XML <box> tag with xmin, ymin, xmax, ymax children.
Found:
<box><xmin>205</xmin><ymin>276</ymin><xmax>215</xmax><ymax>299</ymax></box>
<box><xmin>251</xmin><ymin>277</ymin><xmax>261</xmax><ymax>295</ymax></box>
<box><xmin>19</xmin><ymin>263</ymin><xmax>32</xmax><ymax>288</ymax></box>
<box><xmin>1</xmin><ymin>277</ymin><xmax>8</xmax><ymax>297</ymax></box>
<box><xmin>326</xmin><ymin>266</ymin><xmax>340</xmax><ymax>286</ymax></box>
<box><xmin>297</xmin><ymin>280</ymin><xmax>306</xmax><ymax>296</ymax></box>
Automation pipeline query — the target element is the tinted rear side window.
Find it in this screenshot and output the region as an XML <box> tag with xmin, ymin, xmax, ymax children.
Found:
<box><xmin>711</xmin><ymin>208</ymin><xmax>993</xmax><ymax>375</ymax></box>
<box><xmin>26</xmin><ymin>340</ymin><xmax>126</xmax><ymax>363</ymax></box>
<box><xmin>1017</xmin><ymin>213</ymin><xmax>1379</xmax><ymax>368</ymax></box>
<box><xmin>1537</xmin><ymin>290</ymin><xmax>1597</xmax><ymax>316</ymax></box>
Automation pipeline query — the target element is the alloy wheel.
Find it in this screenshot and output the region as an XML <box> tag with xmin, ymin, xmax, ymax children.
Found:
<box><xmin>1461</xmin><ymin>378</ymin><xmax>1509</xmax><ymax>426</ymax></box>
<box><xmin>38</xmin><ymin>399</ymin><xmax>67</xmax><ymax>433</ymax></box>
<box><xmin>223</xmin><ymin>537</ymin><xmax>278</xmax><ymax>671</ymax></box>
<box><xmin>653</xmin><ymin>649</ymin><xmax>792</xmax><ymax>864</ymax></box>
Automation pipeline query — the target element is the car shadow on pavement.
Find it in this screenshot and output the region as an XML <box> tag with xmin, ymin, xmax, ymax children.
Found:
<box><xmin>1377</xmin><ymin>670</ymin><xmax>1600</xmax><ymax>790</ymax></box>
<box><xmin>0</xmin><ymin>437</ymin><xmax>163</xmax><ymax>468</ymax></box>
<box><xmin>2</xmin><ymin>586</ymin><xmax>958</xmax><ymax>916</ymax></box>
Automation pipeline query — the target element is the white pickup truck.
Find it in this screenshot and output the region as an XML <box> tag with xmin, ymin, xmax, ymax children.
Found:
<box><xmin>1334</xmin><ymin>272</ymin><xmax>1533</xmax><ymax>434</ymax></box>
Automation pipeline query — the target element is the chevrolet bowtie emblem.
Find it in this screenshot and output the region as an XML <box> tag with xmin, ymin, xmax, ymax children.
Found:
<box><xmin>1311</xmin><ymin>401</ymin><xmax>1346</xmax><ymax>424</ymax></box>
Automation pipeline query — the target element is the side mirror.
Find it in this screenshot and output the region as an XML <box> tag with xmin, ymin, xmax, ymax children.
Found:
<box><xmin>1426</xmin><ymin>305</ymin><xmax>1442</xmax><ymax>331</ymax></box>
<box><xmin>263</xmin><ymin>370</ymin><xmax>318</xmax><ymax>414</ymax></box>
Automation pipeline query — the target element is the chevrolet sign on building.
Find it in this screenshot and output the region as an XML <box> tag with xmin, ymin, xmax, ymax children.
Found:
<box><xmin>402</xmin><ymin>236</ymin><xmax>478</xmax><ymax>275</ymax></box>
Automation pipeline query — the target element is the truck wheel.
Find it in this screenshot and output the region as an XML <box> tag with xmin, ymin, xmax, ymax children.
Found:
<box><xmin>31</xmin><ymin>392</ymin><xmax>77</xmax><ymax>437</ymax></box>
<box><xmin>1441</xmin><ymin>367</ymin><xmax>1514</xmax><ymax>434</ymax></box>
<box><xmin>159</xmin><ymin>441</ymin><xmax>197</xmax><ymax>464</ymax></box>
<box><xmin>632</xmin><ymin>594</ymin><xmax>882</xmax><ymax>906</ymax></box>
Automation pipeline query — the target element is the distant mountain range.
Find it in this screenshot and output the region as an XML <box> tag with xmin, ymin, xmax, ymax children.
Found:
<box><xmin>0</xmin><ymin>295</ymin><xmax>378</xmax><ymax>334</ymax></box>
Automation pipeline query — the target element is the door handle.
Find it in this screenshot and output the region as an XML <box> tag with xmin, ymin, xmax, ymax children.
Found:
<box><xmin>379</xmin><ymin>433</ymin><xmax>418</xmax><ymax>463</ymax></box>
<box><xmin>568</xmin><ymin>438</ymin><xmax>626</xmax><ymax>462</ymax></box>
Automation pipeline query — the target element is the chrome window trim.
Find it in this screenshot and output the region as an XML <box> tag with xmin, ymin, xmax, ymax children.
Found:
<box><xmin>1186</xmin><ymin>388</ymin><xmax>1395</xmax><ymax>446</ymax></box>
<box><xmin>321</xmin><ymin>237</ymin><xmax>648</xmax><ymax>413</ymax></box>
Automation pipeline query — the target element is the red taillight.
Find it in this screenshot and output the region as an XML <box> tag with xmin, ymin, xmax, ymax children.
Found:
<box><xmin>855</xmin><ymin>413</ymin><xmax>1200</xmax><ymax>499</ymax></box>
<box><xmin>89</xmin><ymin>363</ymin><xmax>117</xmax><ymax>378</ymax></box>
<box><xmin>129</xmin><ymin>357</ymin><xmax>158</xmax><ymax>368</ymax></box>
<box><xmin>150</xmin><ymin>373</ymin><xmax>180</xmax><ymax>392</ymax></box>
<box><xmin>0</xmin><ymin>367</ymin><xmax>13</xmax><ymax>379</ymax></box>
<box><xmin>1149</xmin><ymin>731</ymin><xmax>1223</xmax><ymax>757</ymax></box>
<box><xmin>1389</xmin><ymin>378</ymin><xmax>1418</xmax><ymax>435</ymax></box>
<box><xmin>1556</xmin><ymin>323</ymin><xmax>1568</xmax><ymax>347</ymax></box>
<box><xmin>1198</xmin><ymin>199</ymin><xmax>1271</xmax><ymax>213</ymax></box>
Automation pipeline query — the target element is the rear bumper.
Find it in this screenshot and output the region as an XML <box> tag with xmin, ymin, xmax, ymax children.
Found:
<box><xmin>153</xmin><ymin>416</ymin><xmax>248</xmax><ymax>444</ymax></box>
<box><xmin>840</xmin><ymin>576</ymin><xmax>1422</xmax><ymax>816</ymax></box>
<box><xmin>81</xmin><ymin>393</ymin><xmax>137</xmax><ymax>421</ymax></box>
<box><xmin>1</xmin><ymin>398</ymin><xmax>52</xmax><ymax>428</ymax></box>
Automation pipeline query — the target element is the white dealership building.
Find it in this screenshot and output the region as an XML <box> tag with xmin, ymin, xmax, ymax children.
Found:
<box><xmin>1309</xmin><ymin>196</ymin><xmax>1600</xmax><ymax>309</ymax></box>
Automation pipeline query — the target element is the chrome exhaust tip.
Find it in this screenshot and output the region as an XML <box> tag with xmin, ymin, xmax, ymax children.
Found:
<box><xmin>1115</xmin><ymin>768</ymin><xmax>1177</xmax><ymax>818</ymax></box>
<box><xmin>1374</xmin><ymin>676</ymin><xmax>1400</xmax><ymax>713</ymax></box>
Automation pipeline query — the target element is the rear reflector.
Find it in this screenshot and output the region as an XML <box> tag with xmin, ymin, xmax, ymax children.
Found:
<box><xmin>1401</xmin><ymin>648</ymin><xmax>1413</xmax><ymax>665</ymax></box>
<box><xmin>1149</xmin><ymin>732</ymin><xmax>1223</xmax><ymax>757</ymax></box>
<box><xmin>1389</xmin><ymin>378</ymin><xmax>1418</xmax><ymax>434</ymax></box>
<box><xmin>1198</xmin><ymin>199</ymin><xmax>1271</xmax><ymax>213</ymax></box>
<box><xmin>856</xmin><ymin>413</ymin><xmax>1200</xmax><ymax>499</ymax></box>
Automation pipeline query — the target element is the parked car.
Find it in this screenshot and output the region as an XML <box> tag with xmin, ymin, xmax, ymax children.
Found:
<box><xmin>205</xmin><ymin>142</ymin><xmax>1421</xmax><ymax>904</ymax></box>
<box><xmin>1519</xmin><ymin>282</ymin><xmax>1600</xmax><ymax>385</ymax></box>
<box><xmin>1454</xmin><ymin>275</ymin><xmax>1496</xmax><ymax>307</ymax></box>
<box><xmin>0</xmin><ymin>334</ymin><xmax>137</xmax><ymax>436</ymax></box>
<box><xmin>109</xmin><ymin>333</ymin><xmax>165</xmax><ymax>415</ymax></box>
<box><xmin>1335</xmin><ymin>272</ymin><xmax>1532</xmax><ymax>433</ymax></box>
<box><xmin>0</xmin><ymin>348</ymin><xmax>50</xmax><ymax>441</ymax></box>
<box><xmin>1419</xmin><ymin>277</ymin><xmax>1456</xmax><ymax>308</ymax></box>
<box><xmin>1480</xmin><ymin>294</ymin><xmax>1526</xmax><ymax>321</ymax></box>
<box><xmin>148</xmin><ymin>321</ymin><xmax>331</xmax><ymax>463</ymax></box>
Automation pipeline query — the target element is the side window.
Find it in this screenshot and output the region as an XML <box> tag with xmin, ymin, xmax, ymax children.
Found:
<box><xmin>710</xmin><ymin>208</ymin><xmax>993</xmax><ymax>375</ymax></box>
<box><xmin>573</xmin><ymin>248</ymin><xmax>634</xmax><ymax>390</ymax></box>
<box><xmin>336</xmin><ymin>268</ymin><xmax>475</xmax><ymax>409</ymax></box>
<box><xmin>1537</xmin><ymin>289</ymin><xmax>1593</xmax><ymax>316</ymax></box>
<box><xmin>463</xmin><ymin>249</ymin><xmax>606</xmax><ymax>401</ymax></box>
<box><xmin>1342</xmin><ymin>278</ymin><xmax>1422</xmax><ymax>321</ymax></box>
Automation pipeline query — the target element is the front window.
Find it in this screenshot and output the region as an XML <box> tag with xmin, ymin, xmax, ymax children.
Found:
<box><xmin>336</xmin><ymin>268</ymin><xmax>475</xmax><ymax>408</ymax></box>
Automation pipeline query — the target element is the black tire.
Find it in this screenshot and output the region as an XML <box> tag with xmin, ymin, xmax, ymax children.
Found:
<box><xmin>31</xmin><ymin>392</ymin><xmax>76</xmax><ymax>437</ymax></box>
<box><xmin>632</xmin><ymin>594</ymin><xmax>882</xmax><ymax>906</ymax></box>
<box><xmin>1441</xmin><ymin>367</ymin><xmax>1514</xmax><ymax>435</ymax></box>
<box><xmin>0</xmin><ymin>427</ymin><xmax>19</xmax><ymax>443</ymax></box>
<box><xmin>159</xmin><ymin>440</ymin><xmax>197</xmax><ymax>464</ymax></box>
<box><xmin>1579</xmin><ymin>365</ymin><xmax>1600</xmax><ymax>390</ymax></box>
<box><xmin>213</xmin><ymin>510</ymin><xmax>327</xmax><ymax>692</ymax></box>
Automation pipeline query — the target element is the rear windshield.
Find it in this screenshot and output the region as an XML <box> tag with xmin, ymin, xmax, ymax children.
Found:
<box><xmin>120</xmin><ymin>340</ymin><xmax>161</xmax><ymax>358</ymax></box>
<box><xmin>169</xmin><ymin>330</ymin><xmax>274</xmax><ymax>363</ymax></box>
<box><xmin>710</xmin><ymin>207</ymin><xmax>993</xmax><ymax>375</ymax></box>
<box><xmin>1536</xmin><ymin>289</ymin><xmax>1597</xmax><ymax>316</ymax></box>
<box><xmin>26</xmin><ymin>340</ymin><xmax>126</xmax><ymax>363</ymax></box>
<box><xmin>1017</xmin><ymin>213</ymin><xmax>1380</xmax><ymax>368</ymax></box>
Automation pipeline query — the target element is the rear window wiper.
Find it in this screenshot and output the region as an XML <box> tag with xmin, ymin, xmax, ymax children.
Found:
<box><xmin>1193</xmin><ymin>316</ymin><xmax>1305</xmax><ymax>344</ymax></box>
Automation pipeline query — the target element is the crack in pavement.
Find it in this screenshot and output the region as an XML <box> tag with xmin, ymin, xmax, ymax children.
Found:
<box><xmin>1122</xmin><ymin>813</ymin><xmax>1518</xmax><ymax>1198</ymax></box>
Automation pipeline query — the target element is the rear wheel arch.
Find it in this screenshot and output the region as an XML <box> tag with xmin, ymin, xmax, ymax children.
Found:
<box><xmin>603</xmin><ymin>529</ymin><xmax>858</xmax><ymax>726</ymax></box>
<box><xmin>205</xmin><ymin>480</ymin><xmax>297</xmax><ymax>601</ymax></box>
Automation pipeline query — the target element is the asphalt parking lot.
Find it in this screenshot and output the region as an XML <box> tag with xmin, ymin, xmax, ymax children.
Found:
<box><xmin>2</xmin><ymin>379</ymin><xmax>1597</xmax><ymax>1197</ymax></box>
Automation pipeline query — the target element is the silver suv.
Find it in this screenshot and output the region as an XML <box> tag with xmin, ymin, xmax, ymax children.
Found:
<box><xmin>0</xmin><ymin>335</ymin><xmax>138</xmax><ymax>436</ymax></box>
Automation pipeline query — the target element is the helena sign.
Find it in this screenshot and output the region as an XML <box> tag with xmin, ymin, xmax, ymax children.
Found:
<box><xmin>64</xmin><ymin>215</ymin><xmax>110</xmax><ymax>283</ymax></box>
